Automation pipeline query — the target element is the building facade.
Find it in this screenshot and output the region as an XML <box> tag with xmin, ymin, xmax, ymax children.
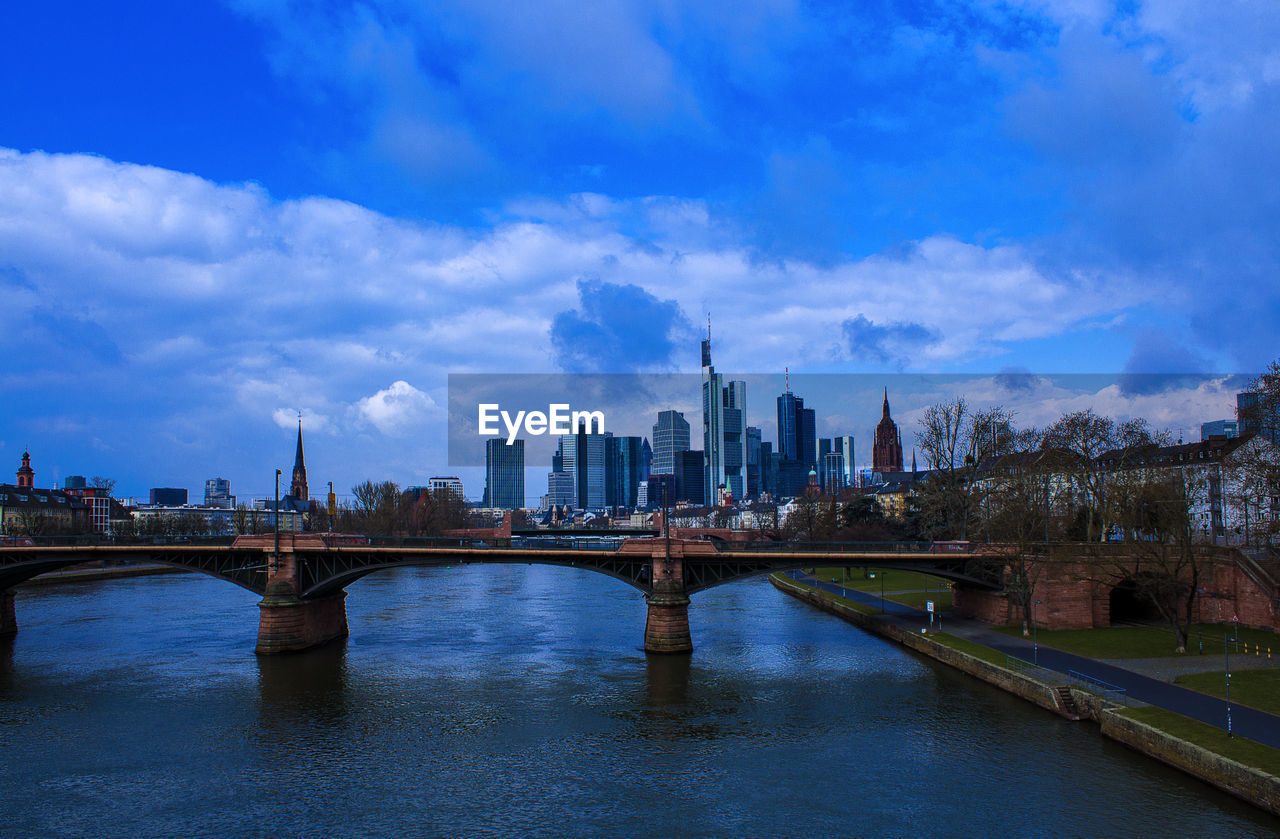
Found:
<box><xmin>701</xmin><ymin>335</ymin><xmax>746</xmax><ymax>504</ymax></box>
<box><xmin>872</xmin><ymin>389</ymin><xmax>904</xmax><ymax>473</ymax></box>
<box><xmin>484</xmin><ymin>438</ymin><xmax>525</xmax><ymax>509</ymax></box>
<box><xmin>651</xmin><ymin>410</ymin><xmax>691</xmax><ymax>476</ymax></box>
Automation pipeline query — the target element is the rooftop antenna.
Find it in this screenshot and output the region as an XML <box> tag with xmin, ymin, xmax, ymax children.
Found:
<box><xmin>785</xmin><ymin>366</ymin><xmax>790</xmax><ymax>393</ymax></box>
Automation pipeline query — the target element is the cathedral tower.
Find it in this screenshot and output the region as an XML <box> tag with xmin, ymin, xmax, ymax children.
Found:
<box><xmin>872</xmin><ymin>389</ymin><xmax>904</xmax><ymax>473</ymax></box>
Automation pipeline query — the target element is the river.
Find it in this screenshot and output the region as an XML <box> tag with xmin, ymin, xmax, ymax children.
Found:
<box><xmin>1</xmin><ymin>565</ymin><xmax>1274</xmax><ymax>837</ymax></box>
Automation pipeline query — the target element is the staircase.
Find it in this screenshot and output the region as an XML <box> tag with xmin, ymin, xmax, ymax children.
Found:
<box><xmin>1053</xmin><ymin>685</ymin><xmax>1082</xmax><ymax>721</ymax></box>
<box><xmin>1237</xmin><ymin>548</ymin><xmax>1280</xmax><ymax>612</ymax></box>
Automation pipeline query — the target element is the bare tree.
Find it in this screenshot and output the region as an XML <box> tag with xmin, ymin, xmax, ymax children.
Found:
<box><xmin>89</xmin><ymin>476</ymin><xmax>117</xmax><ymax>495</ymax></box>
<box><xmin>1042</xmin><ymin>409</ymin><xmax>1168</xmax><ymax>542</ymax></box>
<box><xmin>916</xmin><ymin>399</ymin><xmax>1016</xmax><ymax>540</ymax></box>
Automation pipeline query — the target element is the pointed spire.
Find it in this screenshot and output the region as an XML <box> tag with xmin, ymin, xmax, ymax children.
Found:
<box><xmin>882</xmin><ymin>387</ymin><xmax>891</xmax><ymax>418</ymax></box>
<box><xmin>290</xmin><ymin>416</ymin><xmax>309</xmax><ymax>502</ymax></box>
<box><xmin>912</xmin><ymin>449</ymin><xmax>917</xmax><ymax>473</ymax></box>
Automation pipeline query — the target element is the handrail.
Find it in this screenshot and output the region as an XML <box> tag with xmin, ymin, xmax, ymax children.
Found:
<box><xmin>1066</xmin><ymin>669</ymin><xmax>1128</xmax><ymax>707</ymax></box>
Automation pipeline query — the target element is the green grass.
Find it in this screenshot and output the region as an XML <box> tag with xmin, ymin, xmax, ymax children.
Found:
<box><xmin>810</xmin><ymin>567</ymin><xmax>949</xmax><ymax>594</ymax></box>
<box><xmin>1175</xmin><ymin>668</ymin><xmax>1280</xmax><ymax>716</ymax></box>
<box><xmin>773</xmin><ymin>573</ymin><xmax>878</xmax><ymax>614</ymax></box>
<box><xmin>1119</xmin><ymin>706</ymin><xmax>1280</xmax><ymax>776</ymax></box>
<box><xmin>885</xmin><ymin>589</ymin><xmax>953</xmax><ymax>611</ymax></box>
<box><xmin>931</xmin><ymin>633</ymin><xmax>1009</xmax><ymax>668</ymax></box>
<box><xmin>994</xmin><ymin>623</ymin><xmax>1280</xmax><ymax>659</ymax></box>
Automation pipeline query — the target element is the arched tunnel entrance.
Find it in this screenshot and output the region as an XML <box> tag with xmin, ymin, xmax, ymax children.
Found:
<box><xmin>1109</xmin><ymin>577</ymin><xmax>1164</xmax><ymax>625</ymax></box>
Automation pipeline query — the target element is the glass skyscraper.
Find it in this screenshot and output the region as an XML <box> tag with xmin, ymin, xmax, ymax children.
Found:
<box><xmin>702</xmin><ymin>334</ymin><xmax>746</xmax><ymax>505</ymax></box>
<box><xmin>651</xmin><ymin>410</ymin><xmax>690</xmax><ymax>476</ymax></box>
<box><xmin>484</xmin><ymin>438</ymin><xmax>525</xmax><ymax>509</ymax></box>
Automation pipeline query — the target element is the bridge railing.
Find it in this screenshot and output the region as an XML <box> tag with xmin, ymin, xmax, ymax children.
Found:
<box><xmin>713</xmin><ymin>540</ymin><xmax>936</xmax><ymax>554</ymax></box>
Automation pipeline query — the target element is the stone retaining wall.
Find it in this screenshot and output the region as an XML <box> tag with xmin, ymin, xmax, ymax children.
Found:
<box><xmin>771</xmin><ymin>573</ymin><xmax>1280</xmax><ymax>818</ymax></box>
<box><xmin>1100</xmin><ymin>711</ymin><xmax>1280</xmax><ymax>818</ymax></box>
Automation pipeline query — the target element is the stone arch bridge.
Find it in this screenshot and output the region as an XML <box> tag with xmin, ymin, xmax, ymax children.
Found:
<box><xmin>0</xmin><ymin>535</ymin><xmax>993</xmax><ymax>655</ymax></box>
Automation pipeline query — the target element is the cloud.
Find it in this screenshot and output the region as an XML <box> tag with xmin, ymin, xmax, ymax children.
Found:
<box><xmin>1117</xmin><ymin>330</ymin><xmax>1214</xmax><ymax>397</ymax></box>
<box><xmin>355</xmin><ymin>380</ymin><xmax>437</xmax><ymax>435</ymax></box>
<box><xmin>841</xmin><ymin>314</ymin><xmax>938</xmax><ymax>368</ymax></box>
<box><xmin>994</xmin><ymin>367</ymin><xmax>1042</xmax><ymax>393</ymax></box>
<box><xmin>550</xmin><ymin>278</ymin><xmax>693</xmax><ymax>373</ymax></box>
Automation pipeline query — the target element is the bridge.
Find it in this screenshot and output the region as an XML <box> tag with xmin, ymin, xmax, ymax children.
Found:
<box><xmin>0</xmin><ymin>535</ymin><xmax>994</xmax><ymax>655</ymax></box>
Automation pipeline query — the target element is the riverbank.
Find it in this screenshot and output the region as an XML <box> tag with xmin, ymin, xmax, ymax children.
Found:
<box><xmin>16</xmin><ymin>563</ymin><xmax>192</xmax><ymax>587</ymax></box>
<box><xmin>770</xmin><ymin>572</ymin><xmax>1280</xmax><ymax>818</ymax></box>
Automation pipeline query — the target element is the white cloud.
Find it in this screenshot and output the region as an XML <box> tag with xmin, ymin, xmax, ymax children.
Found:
<box><xmin>355</xmin><ymin>380</ymin><xmax>438</xmax><ymax>435</ymax></box>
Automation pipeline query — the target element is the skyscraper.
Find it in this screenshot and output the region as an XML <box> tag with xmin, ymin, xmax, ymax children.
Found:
<box><xmin>607</xmin><ymin>435</ymin><xmax>646</xmax><ymax>510</ymax></box>
<box><xmin>558</xmin><ymin>423</ymin><xmax>610</xmax><ymax>510</ymax></box>
<box><xmin>204</xmin><ymin>477</ymin><xmax>233</xmax><ymax>509</ymax></box>
<box><xmin>832</xmin><ymin>435</ymin><xmax>856</xmax><ymax>487</ymax></box>
<box><xmin>701</xmin><ymin>327</ymin><xmax>747</xmax><ymax>504</ymax></box>
<box><xmin>775</xmin><ymin>378</ymin><xmax>817</xmax><ymax>498</ymax></box>
<box><xmin>651</xmin><ymin>410</ymin><xmax>690</xmax><ymax>475</ymax></box>
<box><xmin>873</xmin><ymin>388</ymin><xmax>904</xmax><ymax>472</ymax></box>
<box><xmin>746</xmin><ymin>426</ymin><xmax>762</xmax><ymax>498</ymax></box>
<box><xmin>484</xmin><ymin>438</ymin><xmax>525</xmax><ymax>509</ymax></box>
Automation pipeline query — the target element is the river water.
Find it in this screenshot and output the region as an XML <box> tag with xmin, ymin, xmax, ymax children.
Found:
<box><xmin>1</xmin><ymin>565</ymin><xmax>1275</xmax><ymax>837</ymax></box>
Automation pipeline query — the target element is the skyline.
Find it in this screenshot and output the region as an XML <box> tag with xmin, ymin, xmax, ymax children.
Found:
<box><xmin>4</xmin><ymin>2</ymin><xmax>1278</xmax><ymax>499</ymax></box>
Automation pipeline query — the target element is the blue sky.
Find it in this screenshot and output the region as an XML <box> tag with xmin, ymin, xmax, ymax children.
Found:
<box><xmin>2</xmin><ymin>1</ymin><xmax>1277</xmax><ymax>502</ymax></box>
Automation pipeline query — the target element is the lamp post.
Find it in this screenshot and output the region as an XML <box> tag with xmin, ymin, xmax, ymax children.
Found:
<box><xmin>1033</xmin><ymin>599</ymin><xmax>1042</xmax><ymax>665</ymax></box>
<box><xmin>1225</xmin><ymin>630</ymin><xmax>1233</xmax><ymax>738</ymax></box>
<box><xmin>273</xmin><ymin>468</ymin><xmax>282</xmax><ymax>562</ymax></box>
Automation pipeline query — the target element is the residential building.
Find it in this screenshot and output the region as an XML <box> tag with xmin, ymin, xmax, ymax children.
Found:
<box><xmin>0</xmin><ymin>453</ymin><xmax>90</xmax><ymax>534</ymax></box>
<box><xmin>427</xmin><ymin>476</ymin><xmax>466</xmax><ymax>499</ymax></box>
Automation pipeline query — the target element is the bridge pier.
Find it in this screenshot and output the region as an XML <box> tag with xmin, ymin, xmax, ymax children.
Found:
<box><xmin>1</xmin><ymin>590</ymin><xmax>14</xmax><ymax>637</ymax></box>
<box><xmin>642</xmin><ymin>546</ymin><xmax>695</xmax><ymax>654</ymax></box>
<box><xmin>254</xmin><ymin>546</ymin><xmax>348</xmax><ymax>655</ymax></box>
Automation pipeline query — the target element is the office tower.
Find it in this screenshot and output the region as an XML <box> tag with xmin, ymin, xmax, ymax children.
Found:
<box><xmin>746</xmin><ymin>426</ymin><xmax>761</xmax><ymax>498</ymax></box>
<box><xmin>484</xmin><ymin>438</ymin><xmax>525</xmax><ymax>509</ymax></box>
<box><xmin>607</xmin><ymin>435</ymin><xmax>646</xmax><ymax>510</ymax></box>
<box><xmin>821</xmin><ymin>452</ymin><xmax>845</xmax><ymax>493</ymax></box>
<box><xmin>775</xmin><ymin>378</ymin><xmax>817</xmax><ymax>498</ymax></box>
<box><xmin>701</xmin><ymin>329</ymin><xmax>747</xmax><ymax>505</ymax></box>
<box><xmin>652</xmin><ymin>410</ymin><xmax>690</xmax><ymax>475</ymax></box>
<box><xmin>558</xmin><ymin>424</ymin><xmax>609</xmax><ymax>511</ymax></box>
<box><xmin>204</xmin><ymin>477</ymin><xmax>233</xmax><ymax>509</ymax></box>
<box><xmin>832</xmin><ymin>435</ymin><xmax>856</xmax><ymax>487</ymax></box>
<box><xmin>149</xmin><ymin>488</ymin><xmax>188</xmax><ymax>506</ymax></box>
<box><xmin>1200</xmin><ymin>420</ymin><xmax>1239</xmax><ymax>441</ymax></box>
<box><xmin>873</xmin><ymin>388</ymin><xmax>904</xmax><ymax>472</ymax></box>
<box><xmin>674</xmin><ymin>450</ymin><xmax>706</xmax><ymax>506</ymax></box>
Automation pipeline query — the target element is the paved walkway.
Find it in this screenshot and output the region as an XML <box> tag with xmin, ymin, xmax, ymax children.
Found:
<box><xmin>789</xmin><ymin>571</ymin><xmax>1280</xmax><ymax>750</ymax></box>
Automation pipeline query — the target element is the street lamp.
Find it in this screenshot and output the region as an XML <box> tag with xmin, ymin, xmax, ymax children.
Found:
<box><xmin>1033</xmin><ymin>599</ymin><xmax>1042</xmax><ymax>665</ymax></box>
<box><xmin>1225</xmin><ymin>630</ymin><xmax>1233</xmax><ymax>738</ymax></box>
<box><xmin>274</xmin><ymin>468</ymin><xmax>282</xmax><ymax>562</ymax></box>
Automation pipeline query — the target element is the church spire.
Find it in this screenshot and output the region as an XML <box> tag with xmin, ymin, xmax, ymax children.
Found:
<box><xmin>16</xmin><ymin>449</ymin><xmax>34</xmax><ymax>489</ymax></box>
<box><xmin>882</xmin><ymin>386</ymin><xmax>891</xmax><ymax>418</ymax></box>
<box><xmin>290</xmin><ymin>416</ymin><xmax>308</xmax><ymax>502</ymax></box>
